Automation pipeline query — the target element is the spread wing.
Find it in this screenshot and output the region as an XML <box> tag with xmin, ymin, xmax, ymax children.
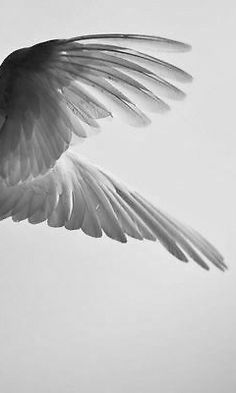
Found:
<box><xmin>0</xmin><ymin>34</ymin><xmax>192</xmax><ymax>185</ymax></box>
<box><xmin>0</xmin><ymin>34</ymin><xmax>226</xmax><ymax>270</ymax></box>
<box><xmin>0</xmin><ymin>150</ymin><xmax>226</xmax><ymax>271</ymax></box>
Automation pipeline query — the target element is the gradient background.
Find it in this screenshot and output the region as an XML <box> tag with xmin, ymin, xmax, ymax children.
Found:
<box><xmin>0</xmin><ymin>0</ymin><xmax>235</xmax><ymax>392</ymax></box>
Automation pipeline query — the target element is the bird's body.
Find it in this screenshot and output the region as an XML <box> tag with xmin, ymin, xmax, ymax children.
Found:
<box><xmin>0</xmin><ymin>33</ymin><xmax>226</xmax><ymax>270</ymax></box>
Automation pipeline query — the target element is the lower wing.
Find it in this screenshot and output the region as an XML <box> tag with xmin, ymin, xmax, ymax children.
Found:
<box><xmin>0</xmin><ymin>149</ymin><xmax>226</xmax><ymax>271</ymax></box>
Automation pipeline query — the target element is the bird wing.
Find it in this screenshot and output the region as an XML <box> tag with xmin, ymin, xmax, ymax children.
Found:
<box><xmin>0</xmin><ymin>34</ymin><xmax>192</xmax><ymax>185</ymax></box>
<box><xmin>0</xmin><ymin>149</ymin><xmax>226</xmax><ymax>271</ymax></box>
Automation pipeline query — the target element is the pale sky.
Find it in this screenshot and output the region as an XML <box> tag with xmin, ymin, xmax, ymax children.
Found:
<box><xmin>0</xmin><ymin>0</ymin><xmax>235</xmax><ymax>392</ymax></box>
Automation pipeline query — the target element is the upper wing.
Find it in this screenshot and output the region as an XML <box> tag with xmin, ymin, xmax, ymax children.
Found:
<box><xmin>0</xmin><ymin>34</ymin><xmax>192</xmax><ymax>185</ymax></box>
<box><xmin>0</xmin><ymin>149</ymin><xmax>226</xmax><ymax>271</ymax></box>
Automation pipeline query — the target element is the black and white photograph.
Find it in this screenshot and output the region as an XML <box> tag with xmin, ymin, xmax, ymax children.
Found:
<box><xmin>0</xmin><ymin>0</ymin><xmax>235</xmax><ymax>392</ymax></box>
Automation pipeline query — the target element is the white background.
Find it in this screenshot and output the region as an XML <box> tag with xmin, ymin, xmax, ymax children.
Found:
<box><xmin>0</xmin><ymin>0</ymin><xmax>235</xmax><ymax>392</ymax></box>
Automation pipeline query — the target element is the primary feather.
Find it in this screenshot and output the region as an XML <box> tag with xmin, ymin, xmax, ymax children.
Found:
<box><xmin>0</xmin><ymin>33</ymin><xmax>225</xmax><ymax>270</ymax></box>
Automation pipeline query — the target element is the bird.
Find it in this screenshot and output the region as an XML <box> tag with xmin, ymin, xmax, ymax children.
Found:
<box><xmin>0</xmin><ymin>33</ymin><xmax>226</xmax><ymax>271</ymax></box>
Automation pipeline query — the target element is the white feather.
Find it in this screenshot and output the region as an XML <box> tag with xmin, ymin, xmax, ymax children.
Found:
<box><xmin>0</xmin><ymin>150</ymin><xmax>226</xmax><ymax>271</ymax></box>
<box><xmin>0</xmin><ymin>33</ymin><xmax>225</xmax><ymax>270</ymax></box>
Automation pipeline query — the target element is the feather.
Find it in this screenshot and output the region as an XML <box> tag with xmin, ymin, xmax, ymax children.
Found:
<box><xmin>0</xmin><ymin>32</ymin><xmax>192</xmax><ymax>183</ymax></box>
<box><xmin>0</xmin><ymin>33</ymin><xmax>225</xmax><ymax>271</ymax></box>
<box><xmin>61</xmin><ymin>33</ymin><xmax>191</xmax><ymax>52</ymax></box>
<box><xmin>0</xmin><ymin>150</ymin><xmax>225</xmax><ymax>271</ymax></box>
<box><xmin>66</xmin><ymin>44</ymin><xmax>192</xmax><ymax>82</ymax></box>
